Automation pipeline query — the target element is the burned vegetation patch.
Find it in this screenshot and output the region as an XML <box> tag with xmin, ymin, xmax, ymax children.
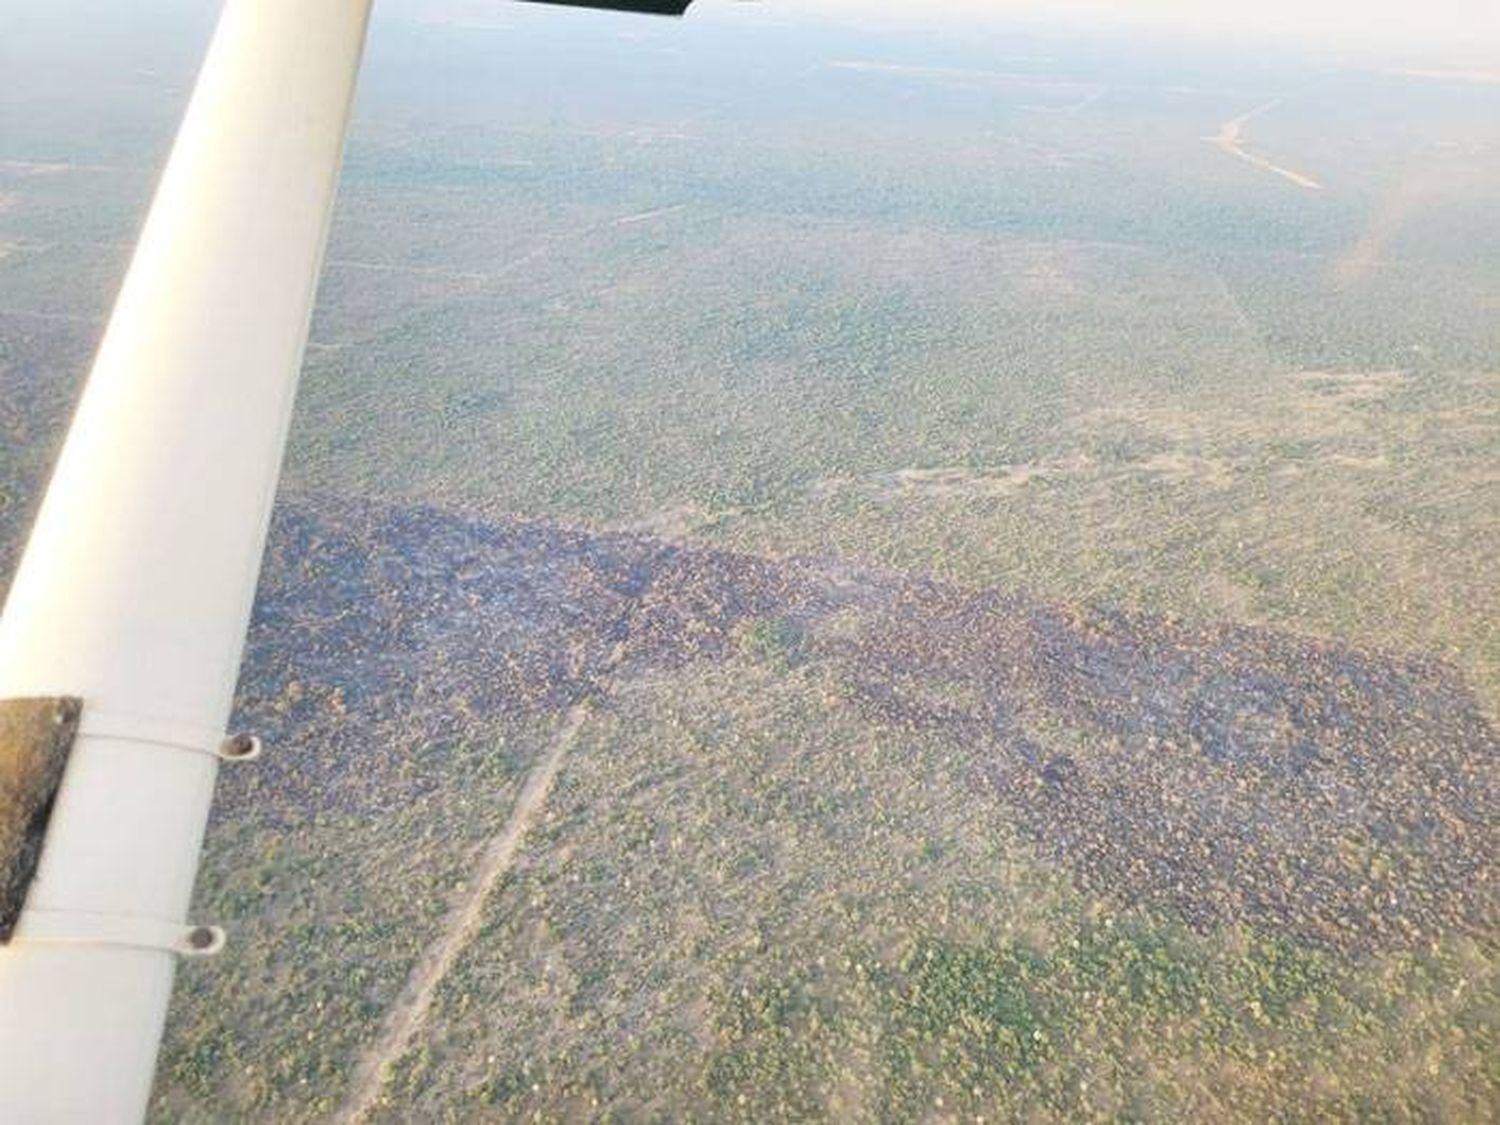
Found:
<box><xmin>226</xmin><ymin>495</ymin><xmax>1498</xmax><ymax>954</ymax></box>
<box><xmin>843</xmin><ymin>590</ymin><xmax>1498</xmax><ymax>951</ymax></box>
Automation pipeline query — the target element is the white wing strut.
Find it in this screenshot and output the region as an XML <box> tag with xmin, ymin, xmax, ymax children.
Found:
<box><xmin>0</xmin><ymin>1</ymin><xmax>373</xmax><ymax>1119</ymax></box>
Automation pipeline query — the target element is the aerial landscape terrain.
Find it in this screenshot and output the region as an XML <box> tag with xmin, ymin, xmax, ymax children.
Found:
<box><xmin>1</xmin><ymin>0</ymin><xmax>1497</xmax><ymax>1120</ymax></box>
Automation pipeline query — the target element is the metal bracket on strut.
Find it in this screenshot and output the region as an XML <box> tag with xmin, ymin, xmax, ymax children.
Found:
<box><xmin>217</xmin><ymin>732</ymin><xmax>263</xmax><ymax>762</ymax></box>
<box><xmin>0</xmin><ymin>697</ymin><xmax>81</xmax><ymax>944</ymax></box>
<box><xmin>71</xmin><ymin>706</ymin><xmax>265</xmax><ymax>764</ymax></box>
<box><xmin>13</xmin><ymin>909</ymin><xmax>226</xmax><ymax>957</ymax></box>
<box><xmin>2</xmin><ymin>698</ymin><xmax>250</xmax><ymax>949</ymax></box>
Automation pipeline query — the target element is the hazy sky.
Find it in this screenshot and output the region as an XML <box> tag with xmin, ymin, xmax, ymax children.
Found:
<box><xmin>727</xmin><ymin>0</ymin><xmax>1500</xmax><ymax>57</ymax></box>
<box><xmin>3</xmin><ymin>0</ymin><xmax>1498</xmax><ymax>75</ymax></box>
<box><xmin>354</xmin><ymin>0</ymin><xmax>1500</xmax><ymax>69</ymax></box>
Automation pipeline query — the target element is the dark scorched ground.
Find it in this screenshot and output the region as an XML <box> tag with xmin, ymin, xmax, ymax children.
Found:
<box><xmin>223</xmin><ymin>496</ymin><xmax>1498</xmax><ymax>955</ymax></box>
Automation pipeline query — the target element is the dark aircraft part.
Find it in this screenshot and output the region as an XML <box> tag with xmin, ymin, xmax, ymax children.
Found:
<box><xmin>0</xmin><ymin>697</ymin><xmax>80</xmax><ymax>943</ymax></box>
<box><xmin>519</xmin><ymin>0</ymin><xmax>694</xmax><ymax>14</ymax></box>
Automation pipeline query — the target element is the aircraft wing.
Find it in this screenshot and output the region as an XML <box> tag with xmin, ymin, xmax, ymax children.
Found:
<box><xmin>522</xmin><ymin>0</ymin><xmax>694</xmax><ymax>13</ymax></box>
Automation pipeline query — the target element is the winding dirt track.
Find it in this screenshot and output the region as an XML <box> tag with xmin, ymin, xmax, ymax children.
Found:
<box><xmin>1205</xmin><ymin>99</ymin><xmax>1323</xmax><ymax>190</ymax></box>
<box><xmin>335</xmin><ymin>704</ymin><xmax>591</xmax><ymax>1124</ymax></box>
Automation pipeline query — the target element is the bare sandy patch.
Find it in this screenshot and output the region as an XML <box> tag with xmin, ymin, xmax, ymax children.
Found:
<box><xmin>874</xmin><ymin>464</ymin><xmax>1044</xmax><ymax>498</ymax></box>
<box><xmin>616</xmin><ymin>203</ymin><xmax>688</xmax><ymax>226</ymax></box>
<box><xmin>1386</xmin><ymin>67</ymin><xmax>1500</xmax><ymax>86</ymax></box>
<box><xmin>851</xmin><ymin>461</ymin><xmax>1071</xmax><ymax>501</ymax></box>
<box><xmin>616</xmin><ymin>501</ymin><xmax>747</xmax><ymax>540</ymax></box>
<box><xmin>1289</xmin><ymin>369</ymin><xmax>1406</xmax><ymax>405</ymax></box>
<box><xmin>1014</xmin><ymin>242</ymin><xmax>1089</xmax><ymax>300</ymax></box>
<box><xmin>0</xmin><ymin>160</ymin><xmax>118</xmax><ymax>176</ymax></box>
<box><xmin>819</xmin><ymin>448</ymin><xmax>1235</xmax><ymax>505</ymax></box>
<box><xmin>1134</xmin><ymin>450</ymin><xmax>1234</xmax><ymax>487</ymax></box>
<box><xmin>1324</xmin><ymin>452</ymin><xmax>1391</xmax><ymax>471</ymax></box>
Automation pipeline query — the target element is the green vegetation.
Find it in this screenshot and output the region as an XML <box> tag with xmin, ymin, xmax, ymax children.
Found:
<box><xmin>152</xmin><ymin>723</ymin><xmax>555</xmax><ymax>1123</ymax></box>
<box><xmin>284</xmin><ymin>163</ymin><xmax>1499</xmax><ymax>712</ymax></box>
<box><xmin>735</xmin><ymin>616</ymin><xmax>807</xmax><ymax>670</ymax></box>
<box><xmin>348</xmin><ymin>664</ymin><xmax>1495</xmax><ymax>1122</ymax></box>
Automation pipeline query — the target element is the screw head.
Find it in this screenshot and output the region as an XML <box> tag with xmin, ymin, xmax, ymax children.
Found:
<box><xmin>221</xmin><ymin>733</ymin><xmax>261</xmax><ymax>760</ymax></box>
<box><xmin>186</xmin><ymin>926</ymin><xmax>218</xmax><ymax>951</ymax></box>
